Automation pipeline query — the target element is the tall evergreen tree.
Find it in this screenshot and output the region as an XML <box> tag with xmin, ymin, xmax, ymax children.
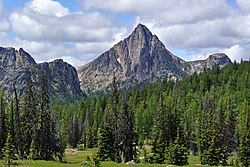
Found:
<box><xmin>238</xmin><ymin>100</ymin><xmax>250</xmax><ymax>167</ymax></box>
<box><xmin>9</xmin><ymin>98</ymin><xmax>15</xmax><ymax>151</ymax></box>
<box><xmin>39</xmin><ymin>72</ymin><xmax>53</xmax><ymax>160</ymax></box>
<box><xmin>118</xmin><ymin>94</ymin><xmax>137</xmax><ymax>163</ymax></box>
<box><xmin>13</xmin><ymin>85</ymin><xmax>24</xmax><ymax>159</ymax></box>
<box><xmin>97</xmin><ymin>110</ymin><xmax>115</xmax><ymax>161</ymax></box>
<box><xmin>38</xmin><ymin>71</ymin><xmax>65</xmax><ymax>160</ymax></box>
<box><xmin>0</xmin><ymin>89</ymin><xmax>7</xmax><ymax>159</ymax></box>
<box><xmin>200</xmin><ymin>107</ymin><xmax>227</xmax><ymax>166</ymax></box>
<box><xmin>110</xmin><ymin>75</ymin><xmax>121</xmax><ymax>162</ymax></box>
<box><xmin>224</xmin><ymin>97</ymin><xmax>237</xmax><ymax>155</ymax></box>
<box><xmin>151</xmin><ymin>92</ymin><xmax>168</xmax><ymax>164</ymax></box>
<box><xmin>28</xmin><ymin>139</ymin><xmax>39</xmax><ymax>160</ymax></box>
<box><xmin>1</xmin><ymin>133</ymin><xmax>16</xmax><ymax>166</ymax></box>
<box><xmin>166</xmin><ymin>129</ymin><xmax>188</xmax><ymax>166</ymax></box>
<box><xmin>21</xmin><ymin>78</ymin><xmax>37</xmax><ymax>158</ymax></box>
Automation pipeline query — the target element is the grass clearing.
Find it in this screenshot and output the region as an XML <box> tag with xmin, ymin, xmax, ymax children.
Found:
<box><xmin>0</xmin><ymin>149</ymin><xmax>228</xmax><ymax>167</ymax></box>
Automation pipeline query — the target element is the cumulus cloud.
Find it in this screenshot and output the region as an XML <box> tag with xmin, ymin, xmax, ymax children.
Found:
<box><xmin>223</xmin><ymin>44</ymin><xmax>250</xmax><ymax>62</ymax></box>
<box><xmin>29</xmin><ymin>0</ymin><xmax>69</xmax><ymax>17</ymax></box>
<box><xmin>3</xmin><ymin>0</ymin><xmax>250</xmax><ymax>67</ymax></box>
<box><xmin>10</xmin><ymin>0</ymin><xmax>122</xmax><ymax>43</ymax></box>
<box><xmin>82</xmin><ymin>0</ymin><xmax>250</xmax><ymax>62</ymax></box>
<box><xmin>0</xmin><ymin>0</ymin><xmax>10</xmax><ymax>33</ymax></box>
<box><xmin>7</xmin><ymin>0</ymin><xmax>126</xmax><ymax>67</ymax></box>
<box><xmin>82</xmin><ymin>0</ymin><xmax>230</xmax><ymax>24</ymax></box>
<box><xmin>236</xmin><ymin>0</ymin><xmax>250</xmax><ymax>12</ymax></box>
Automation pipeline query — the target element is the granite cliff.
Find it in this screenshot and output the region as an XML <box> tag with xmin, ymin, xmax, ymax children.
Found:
<box><xmin>77</xmin><ymin>24</ymin><xmax>232</xmax><ymax>95</ymax></box>
<box><xmin>0</xmin><ymin>47</ymin><xmax>84</xmax><ymax>100</ymax></box>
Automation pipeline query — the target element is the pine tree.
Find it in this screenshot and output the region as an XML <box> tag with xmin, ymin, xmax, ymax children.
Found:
<box><xmin>39</xmin><ymin>72</ymin><xmax>53</xmax><ymax>160</ymax></box>
<box><xmin>166</xmin><ymin>129</ymin><xmax>188</xmax><ymax>166</ymax></box>
<box><xmin>21</xmin><ymin>78</ymin><xmax>37</xmax><ymax>158</ymax></box>
<box><xmin>97</xmin><ymin>110</ymin><xmax>115</xmax><ymax>161</ymax></box>
<box><xmin>28</xmin><ymin>139</ymin><xmax>39</xmax><ymax>160</ymax></box>
<box><xmin>0</xmin><ymin>89</ymin><xmax>7</xmax><ymax>159</ymax></box>
<box><xmin>151</xmin><ymin>92</ymin><xmax>168</xmax><ymax>164</ymax></box>
<box><xmin>224</xmin><ymin>97</ymin><xmax>237</xmax><ymax>155</ymax></box>
<box><xmin>38</xmin><ymin>71</ymin><xmax>64</xmax><ymax>161</ymax></box>
<box><xmin>238</xmin><ymin>100</ymin><xmax>250</xmax><ymax>167</ymax></box>
<box><xmin>200</xmin><ymin>108</ymin><xmax>227</xmax><ymax>166</ymax></box>
<box><xmin>118</xmin><ymin>94</ymin><xmax>137</xmax><ymax>163</ymax></box>
<box><xmin>2</xmin><ymin>133</ymin><xmax>16</xmax><ymax>166</ymax></box>
<box><xmin>50</xmin><ymin>116</ymin><xmax>65</xmax><ymax>162</ymax></box>
<box><xmin>9</xmin><ymin>98</ymin><xmax>15</xmax><ymax>151</ymax></box>
<box><xmin>13</xmin><ymin>85</ymin><xmax>24</xmax><ymax>159</ymax></box>
<box><xmin>110</xmin><ymin>75</ymin><xmax>121</xmax><ymax>162</ymax></box>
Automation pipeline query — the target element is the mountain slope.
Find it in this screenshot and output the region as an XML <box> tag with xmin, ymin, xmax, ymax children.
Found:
<box><xmin>77</xmin><ymin>24</ymin><xmax>232</xmax><ymax>95</ymax></box>
<box><xmin>0</xmin><ymin>47</ymin><xmax>84</xmax><ymax>100</ymax></box>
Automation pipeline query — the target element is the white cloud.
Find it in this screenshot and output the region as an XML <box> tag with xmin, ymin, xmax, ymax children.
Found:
<box><xmin>82</xmin><ymin>0</ymin><xmax>250</xmax><ymax>62</ymax></box>
<box><xmin>82</xmin><ymin>0</ymin><xmax>230</xmax><ymax>24</ymax></box>
<box><xmin>223</xmin><ymin>44</ymin><xmax>250</xmax><ymax>62</ymax></box>
<box><xmin>0</xmin><ymin>0</ymin><xmax>10</xmax><ymax>33</ymax></box>
<box><xmin>236</xmin><ymin>0</ymin><xmax>250</xmax><ymax>13</ymax></box>
<box><xmin>29</xmin><ymin>0</ymin><xmax>69</xmax><ymax>17</ymax></box>
<box><xmin>6</xmin><ymin>0</ymin><xmax>126</xmax><ymax>67</ymax></box>
<box><xmin>2</xmin><ymin>0</ymin><xmax>250</xmax><ymax>67</ymax></box>
<box><xmin>10</xmin><ymin>0</ymin><xmax>122</xmax><ymax>43</ymax></box>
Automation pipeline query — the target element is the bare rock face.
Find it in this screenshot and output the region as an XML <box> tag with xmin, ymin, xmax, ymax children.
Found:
<box><xmin>77</xmin><ymin>24</ymin><xmax>187</xmax><ymax>94</ymax></box>
<box><xmin>77</xmin><ymin>24</ymin><xmax>232</xmax><ymax>95</ymax></box>
<box><xmin>0</xmin><ymin>47</ymin><xmax>84</xmax><ymax>101</ymax></box>
<box><xmin>186</xmin><ymin>53</ymin><xmax>232</xmax><ymax>74</ymax></box>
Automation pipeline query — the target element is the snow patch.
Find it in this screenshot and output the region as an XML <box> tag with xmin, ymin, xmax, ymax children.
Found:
<box><xmin>117</xmin><ymin>58</ymin><xmax>121</xmax><ymax>64</ymax></box>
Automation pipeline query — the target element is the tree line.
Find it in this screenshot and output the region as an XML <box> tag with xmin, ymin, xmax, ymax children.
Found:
<box><xmin>0</xmin><ymin>71</ymin><xmax>64</xmax><ymax>165</ymax></box>
<box><xmin>54</xmin><ymin>61</ymin><xmax>249</xmax><ymax>166</ymax></box>
<box><xmin>0</xmin><ymin>61</ymin><xmax>249</xmax><ymax>166</ymax></box>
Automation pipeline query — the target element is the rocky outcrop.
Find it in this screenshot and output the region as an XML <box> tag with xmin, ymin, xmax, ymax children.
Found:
<box><xmin>0</xmin><ymin>47</ymin><xmax>84</xmax><ymax>101</ymax></box>
<box><xmin>77</xmin><ymin>24</ymin><xmax>232</xmax><ymax>95</ymax></box>
<box><xmin>77</xmin><ymin>24</ymin><xmax>187</xmax><ymax>94</ymax></box>
<box><xmin>186</xmin><ymin>53</ymin><xmax>232</xmax><ymax>74</ymax></box>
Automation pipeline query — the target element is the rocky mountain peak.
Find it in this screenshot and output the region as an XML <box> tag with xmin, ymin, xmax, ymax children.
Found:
<box><xmin>77</xmin><ymin>24</ymin><xmax>186</xmax><ymax>94</ymax></box>
<box><xmin>0</xmin><ymin>46</ymin><xmax>84</xmax><ymax>101</ymax></box>
<box><xmin>187</xmin><ymin>53</ymin><xmax>232</xmax><ymax>74</ymax></box>
<box><xmin>16</xmin><ymin>48</ymin><xmax>36</xmax><ymax>68</ymax></box>
<box><xmin>77</xmin><ymin>24</ymin><xmax>233</xmax><ymax>95</ymax></box>
<box><xmin>0</xmin><ymin>47</ymin><xmax>36</xmax><ymax>70</ymax></box>
<box><xmin>208</xmin><ymin>53</ymin><xmax>232</xmax><ymax>66</ymax></box>
<box><xmin>129</xmin><ymin>23</ymin><xmax>153</xmax><ymax>46</ymax></box>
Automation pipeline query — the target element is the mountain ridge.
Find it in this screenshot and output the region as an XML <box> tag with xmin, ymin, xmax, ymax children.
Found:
<box><xmin>0</xmin><ymin>46</ymin><xmax>84</xmax><ymax>100</ymax></box>
<box><xmin>77</xmin><ymin>24</ymin><xmax>232</xmax><ymax>95</ymax></box>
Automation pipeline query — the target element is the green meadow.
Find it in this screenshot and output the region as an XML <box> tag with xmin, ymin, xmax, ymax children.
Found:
<box><xmin>0</xmin><ymin>148</ymin><xmax>232</xmax><ymax>167</ymax></box>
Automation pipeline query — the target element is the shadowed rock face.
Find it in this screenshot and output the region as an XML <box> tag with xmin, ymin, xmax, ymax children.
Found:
<box><xmin>77</xmin><ymin>24</ymin><xmax>232</xmax><ymax>95</ymax></box>
<box><xmin>0</xmin><ymin>47</ymin><xmax>84</xmax><ymax>101</ymax></box>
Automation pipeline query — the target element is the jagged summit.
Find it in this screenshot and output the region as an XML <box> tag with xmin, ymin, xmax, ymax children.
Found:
<box><xmin>0</xmin><ymin>47</ymin><xmax>84</xmax><ymax>100</ymax></box>
<box><xmin>77</xmin><ymin>24</ymin><xmax>232</xmax><ymax>95</ymax></box>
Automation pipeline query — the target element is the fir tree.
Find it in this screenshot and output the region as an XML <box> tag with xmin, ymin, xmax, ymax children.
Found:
<box><xmin>13</xmin><ymin>85</ymin><xmax>24</xmax><ymax>159</ymax></box>
<box><xmin>9</xmin><ymin>98</ymin><xmax>15</xmax><ymax>151</ymax></box>
<box><xmin>39</xmin><ymin>72</ymin><xmax>53</xmax><ymax>160</ymax></box>
<box><xmin>166</xmin><ymin>129</ymin><xmax>188</xmax><ymax>166</ymax></box>
<box><xmin>151</xmin><ymin>92</ymin><xmax>168</xmax><ymax>164</ymax></box>
<box><xmin>21</xmin><ymin>78</ymin><xmax>37</xmax><ymax>158</ymax></box>
<box><xmin>28</xmin><ymin>139</ymin><xmax>39</xmax><ymax>160</ymax></box>
<box><xmin>238</xmin><ymin>100</ymin><xmax>250</xmax><ymax>167</ymax></box>
<box><xmin>2</xmin><ymin>133</ymin><xmax>16</xmax><ymax>166</ymax></box>
<box><xmin>110</xmin><ymin>75</ymin><xmax>121</xmax><ymax>162</ymax></box>
<box><xmin>0</xmin><ymin>89</ymin><xmax>7</xmax><ymax>159</ymax></box>
<box><xmin>38</xmin><ymin>71</ymin><xmax>65</xmax><ymax>161</ymax></box>
<box><xmin>118</xmin><ymin>94</ymin><xmax>137</xmax><ymax>163</ymax></box>
<box><xmin>97</xmin><ymin>110</ymin><xmax>115</xmax><ymax>161</ymax></box>
<box><xmin>200</xmin><ymin>108</ymin><xmax>227</xmax><ymax>166</ymax></box>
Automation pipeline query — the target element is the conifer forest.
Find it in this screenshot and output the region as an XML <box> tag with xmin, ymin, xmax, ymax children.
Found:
<box><xmin>0</xmin><ymin>61</ymin><xmax>249</xmax><ymax>166</ymax></box>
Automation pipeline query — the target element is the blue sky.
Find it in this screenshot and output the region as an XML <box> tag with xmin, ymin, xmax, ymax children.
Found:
<box><xmin>0</xmin><ymin>0</ymin><xmax>249</xmax><ymax>67</ymax></box>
